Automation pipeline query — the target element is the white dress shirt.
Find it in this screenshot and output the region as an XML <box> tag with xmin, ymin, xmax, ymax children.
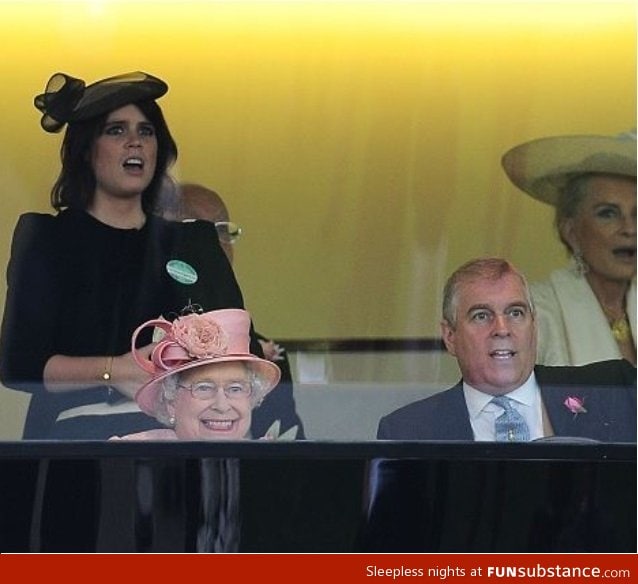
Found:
<box><xmin>463</xmin><ymin>372</ymin><xmax>544</xmax><ymax>441</ymax></box>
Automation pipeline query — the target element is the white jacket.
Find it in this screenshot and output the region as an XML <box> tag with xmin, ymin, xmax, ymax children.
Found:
<box><xmin>531</xmin><ymin>263</ymin><xmax>636</xmax><ymax>366</ymax></box>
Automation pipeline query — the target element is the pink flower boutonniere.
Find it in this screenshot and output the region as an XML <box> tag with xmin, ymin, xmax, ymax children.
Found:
<box><xmin>564</xmin><ymin>396</ymin><xmax>587</xmax><ymax>417</ymax></box>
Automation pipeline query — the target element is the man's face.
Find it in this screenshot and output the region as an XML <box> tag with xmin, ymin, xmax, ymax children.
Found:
<box><xmin>441</xmin><ymin>273</ymin><xmax>537</xmax><ymax>395</ymax></box>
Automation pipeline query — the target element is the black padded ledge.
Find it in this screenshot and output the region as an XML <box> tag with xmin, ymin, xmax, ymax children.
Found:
<box><xmin>0</xmin><ymin>439</ymin><xmax>634</xmax><ymax>461</ymax></box>
<box><xmin>1</xmin><ymin>440</ymin><xmax>635</xmax><ymax>552</ymax></box>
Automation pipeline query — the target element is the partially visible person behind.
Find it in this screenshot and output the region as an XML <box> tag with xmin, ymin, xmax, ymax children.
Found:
<box><xmin>502</xmin><ymin>131</ymin><xmax>636</xmax><ymax>366</ymax></box>
<box><xmin>377</xmin><ymin>258</ymin><xmax>636</xmax><ymax>442</ymax></box>
<box><xmin>110</xmin><ymin>308</ymin><xmax>297</xmax><ymax>440</ymax></box>
<box><xmin>157</xmin><ymin>180</ymin><xmax>240</xmax><ymax>263</ymax></box>
<box><xmin>0</xmin><ymin>72</ymin><xmax>245</xmax><ymax>439</ymax></box>
<box><xmin>155</xmin><ymin>180</ymin><xmax>305</xmax><ymax>439</ymax></box>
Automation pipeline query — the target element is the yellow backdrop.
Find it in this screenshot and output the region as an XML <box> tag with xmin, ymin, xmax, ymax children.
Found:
<box><xmin>0</xmin><ymin>0</ymin><xmax>635</xmax><ymax>340</ymax></box>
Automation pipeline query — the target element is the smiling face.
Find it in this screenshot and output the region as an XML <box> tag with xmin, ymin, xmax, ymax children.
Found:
<box><xmin>441</xmin><ymin>272</ymin><xmax>537</xmax><ymax>395</ymax></box>
<box><xmin>90</xmin><ymin>104</ymin><xmax>158</xmax><ymax>201</ymax></box>
<box><xmin>561</xmin><ymin>174</ymin><xmax>637</xmax><ymax>283</ymax></box>
<box><xmin>168</xmin><ymin>361</ymin><xmax>254</xmax><ymax>440</ymax></box>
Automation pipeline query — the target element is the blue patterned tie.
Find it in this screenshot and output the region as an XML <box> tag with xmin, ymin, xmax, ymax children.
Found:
<box><xmin>491</xmin><ymin>396</ymin><xmax>530</xmax><ymax>442</ymax></box>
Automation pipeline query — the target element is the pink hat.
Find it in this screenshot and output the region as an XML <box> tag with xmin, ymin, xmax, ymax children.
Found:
<box><xmin>132</xmin><ymin>308</ymin><xmax>281</xmax><ymax>417</ymax></box>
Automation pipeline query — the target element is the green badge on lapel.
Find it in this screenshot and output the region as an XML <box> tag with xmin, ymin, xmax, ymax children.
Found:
<box><xmin>166</xmin><ymin>260</ymin><xmax>198</xmax><ymax>285</ymax></box>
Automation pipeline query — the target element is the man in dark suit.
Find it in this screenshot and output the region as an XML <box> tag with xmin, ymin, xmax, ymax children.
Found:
<box><xmin>377</xmin><ymin>257</ymin><xmax>636</xmax><ymax>442</ymax></box>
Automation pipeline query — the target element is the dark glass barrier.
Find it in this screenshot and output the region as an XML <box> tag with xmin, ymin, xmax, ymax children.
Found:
<box><xmin>0</xmin><ymin>441</ymin><xmax>634</xmax><ymax>553</ymax></box>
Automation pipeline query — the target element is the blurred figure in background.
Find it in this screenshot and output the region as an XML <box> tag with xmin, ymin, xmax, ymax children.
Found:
<box><xmin>156</xmin><ymin>180</ymin><xmax>305</xmax><ymax>439</ymax></box>
<box><xmin>502</xmin><ymin>131</ymin><xmax>636</xmax><ymax>366</ymax></box>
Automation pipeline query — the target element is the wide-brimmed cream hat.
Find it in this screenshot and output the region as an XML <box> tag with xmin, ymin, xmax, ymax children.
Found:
<box><xmin>501</xmin><ymin>130</ymin><xmax>636</xmax><ymax>205</ymax></box>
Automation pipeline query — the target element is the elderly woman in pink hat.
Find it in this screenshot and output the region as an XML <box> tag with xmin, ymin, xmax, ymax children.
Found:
<box><xmin>111</xmin><ymin>308</ymin><xmax>296</xmax><ymax>440</ymax></box>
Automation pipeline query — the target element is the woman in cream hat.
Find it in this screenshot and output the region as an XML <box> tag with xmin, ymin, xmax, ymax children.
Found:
<box><xmin>502</xmin><ymin>131</ymin><xmax>636</xmax><ymax>366</ymax></box>
<box><xmin>111</xmin><ymin>308</ymin><xmax>297</xmax><ymax>440</ymax></box>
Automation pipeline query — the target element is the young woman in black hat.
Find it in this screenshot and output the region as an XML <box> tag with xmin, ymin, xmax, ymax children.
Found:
<box><xmin>0</xmin><ymin>72</ymin><xmax>248</xmax><ymax>439</ymax></box>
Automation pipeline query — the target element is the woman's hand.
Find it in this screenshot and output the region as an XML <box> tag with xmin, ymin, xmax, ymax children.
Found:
<box><xmin>110</xmin><ymin>343</ymin><xmax>155</xmax><ymax>400</ymax></box>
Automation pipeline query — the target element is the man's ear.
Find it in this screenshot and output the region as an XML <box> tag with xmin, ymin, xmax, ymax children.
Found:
<box><xmin>530</xmin><ymin>309</ymin><xmax>539</xmax><ymax>353</ymax></box>
<box><xmin>440</xmin><ymin>319</ymin><xmax>457</xmax><ymax>357</ymax></box>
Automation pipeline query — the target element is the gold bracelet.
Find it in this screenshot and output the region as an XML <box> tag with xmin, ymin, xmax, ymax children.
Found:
<box><xmin>102</xmin><ymin>356</ymin><xmax>113</xmax><ymax>382</ymax></box>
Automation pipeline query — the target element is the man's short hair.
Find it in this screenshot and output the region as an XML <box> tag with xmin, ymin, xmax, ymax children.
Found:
<box><xmin>442</xmin><ymin>257</ymin><xmax>535</xmax><ymax>327</ymax></box>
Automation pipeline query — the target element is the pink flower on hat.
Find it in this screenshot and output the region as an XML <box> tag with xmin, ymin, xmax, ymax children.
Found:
<box><xmin>171</xmin><ymin>312</ymin><xmax>229</xmax><ymax>358</ymax></box>
<box><xmin>564</xmin><ymin>396</ymin><xmax>587</xmax><ymax>416</ymax></box>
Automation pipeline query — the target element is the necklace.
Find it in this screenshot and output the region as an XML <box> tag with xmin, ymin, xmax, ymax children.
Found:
<box><xmin>601</xmin><ymin>306</ymin><xmax>633</xmax><ymax>343</ymax></box>
<box><xmin>609</xmin><ymin>315</ymin><xmax>632</xmax><ymax>343</ymax></box>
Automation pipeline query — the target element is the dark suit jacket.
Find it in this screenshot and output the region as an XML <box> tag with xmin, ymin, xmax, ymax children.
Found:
<box><xmin>377</xmin><ymin>359</ymin><xmax>637</xmax><ymax>442</ymax></box>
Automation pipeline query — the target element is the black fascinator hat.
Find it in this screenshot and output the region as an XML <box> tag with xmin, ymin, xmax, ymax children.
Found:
<box><xmin>34</xmin><ymin>71</ymin><xmax>168</xmax><ymax>133</ymax></box>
